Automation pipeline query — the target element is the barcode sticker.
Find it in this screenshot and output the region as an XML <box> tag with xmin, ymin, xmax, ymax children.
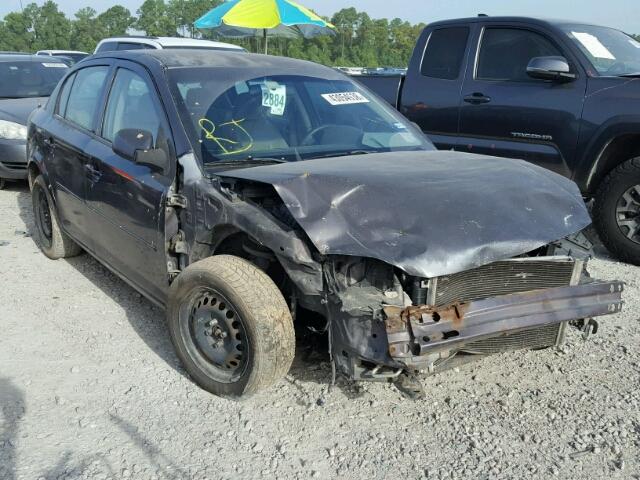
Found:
<box><xmin>321</xmin><ymin>92</ymin><xmax>370</xmax><ymax>106</ymax></box>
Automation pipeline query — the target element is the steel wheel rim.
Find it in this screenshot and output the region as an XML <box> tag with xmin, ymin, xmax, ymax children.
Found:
<box><xmin>615</xmin><ymin>185</ymin><xmax>640</xmax><ymax>244</ymax></box>
<box><xmin>180</xmin><ymin>287</ymin><xmax>249</xmax><ymax>383</ymax></box>
<box><xmin>36</xmin><ymin>187</ymin><xmax>53</xmax><ymax>246</ymax></box>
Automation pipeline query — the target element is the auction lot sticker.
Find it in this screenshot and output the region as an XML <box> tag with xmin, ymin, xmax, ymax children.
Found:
<box><xmin>322</xmin><ymin>92</ymin><xmax>370</xmax><ymax>106</ymax></box>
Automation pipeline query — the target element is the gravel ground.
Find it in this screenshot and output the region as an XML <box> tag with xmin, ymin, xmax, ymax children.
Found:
<box><xmin>1</xmin><ymin>182</ymin><xmax>639</xmax><ymax>480</ymax></box>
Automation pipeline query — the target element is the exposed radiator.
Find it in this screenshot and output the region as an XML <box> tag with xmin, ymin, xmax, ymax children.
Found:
<box><xmin>428</xmin><ymin>258</ymin><xmax>579</xmax><ymax>353</ymax></box>
<box><xmin>430</xmin><ymin>258</ymin><xmax>577</xmax><ymax>307</ymax></box>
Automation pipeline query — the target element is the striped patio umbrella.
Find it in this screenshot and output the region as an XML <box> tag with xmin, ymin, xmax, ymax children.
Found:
<box><xmin>194</xmin><ymin>0</ymin><xmax>335</xmax><ymax>54</ymax></box>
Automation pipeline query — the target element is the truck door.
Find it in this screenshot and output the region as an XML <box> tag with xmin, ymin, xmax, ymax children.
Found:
<box><xmin>457</xmin><ymin>24</ymin><xmax>587</xmax><ymax>177</ymax></box>
<box><xmin>400</xmin><ymin>24</ymin><xmax>473</xmax><ymax>150</ymax></box>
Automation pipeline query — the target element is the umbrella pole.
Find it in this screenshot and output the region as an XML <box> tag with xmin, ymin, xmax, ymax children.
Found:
<box><xmin>264</xmin><ymin>28</ymin><xmax>268</xmax><ymax>54</ymax></box>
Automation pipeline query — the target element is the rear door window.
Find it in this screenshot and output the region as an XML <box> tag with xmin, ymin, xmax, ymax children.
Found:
<box><xmin>56</xmin><ymin>72</ymin><xmax>76</xmax><ymax>117</ymax></box>
<box><xmin>64</xmin><ymin>66</ymin><xmax>109</xmax><ymax>131</ymax></box>
<box><xmin>477</xmin><ymin>28</ymin><xmax>563</xmax><ymax>81</ymax></box>
<box><xmin>421</xmin><ymin>27</ymin><xmax>470</xmax><ymax>80</ymax></box>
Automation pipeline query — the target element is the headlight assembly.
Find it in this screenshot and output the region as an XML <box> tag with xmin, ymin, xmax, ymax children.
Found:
<box><xmin>0</xmin><ymin>120</ymin><xmax>27</xmax><ymax>140</ymax></box>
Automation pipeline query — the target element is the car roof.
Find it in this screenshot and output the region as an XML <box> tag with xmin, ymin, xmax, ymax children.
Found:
<box><xmin>89</xmin><ymin>49</ymin><xmax>338</xmax><ymax>76</ymax></box>
<box><xmin>0</xmin><ymin>53</ymin><xmax>67</xmax><ymax>63</ymax></box>
<box><xmin>37</xmin><ymin>50</ymin><xmax>88</xmax><ymax>54</ymax></box>
<box><xmin>428</xmin><ymin>16</ymin><xmax>616</xmax><ymax>30</ymax></box>
<box><xmin>96</xmin><ymin>36</ymin><xmax>245</xmax><ymax>50</ymax></box>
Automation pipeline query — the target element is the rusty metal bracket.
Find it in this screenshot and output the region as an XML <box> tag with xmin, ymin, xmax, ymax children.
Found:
<box><xmin>384</xmin><ymin>280</ymin><xmax>624</xmax><ymax>361</ymax></box>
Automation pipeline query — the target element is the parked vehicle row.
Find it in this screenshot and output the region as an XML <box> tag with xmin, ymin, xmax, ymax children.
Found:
<box><xmin>26</xmin><ymin>48</ymin><xmax>623</xmax><ymax>398</ymax></box>
<box><xmin>356</xmin><ymin>16</ymin><xmax>640</xmax><ymax>266</ymax></box>
<box><xmin>0</xmin><ymin>54</ymin><xmax>69</xmax><ymax>189</ymax></box>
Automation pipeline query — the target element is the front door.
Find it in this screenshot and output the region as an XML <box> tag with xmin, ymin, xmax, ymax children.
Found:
<box><xmin>458</xmin><ymin>25</ymin><xmax>587</xmax><ymax>177</ymax></box>
<box><xmin>84</xmin><ymin>63</ymin><xmax>174</xmax><ymax>302</ymax></box>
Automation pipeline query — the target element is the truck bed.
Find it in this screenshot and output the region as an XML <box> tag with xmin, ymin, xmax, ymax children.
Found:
<box><xmin>351</xmin><ymin>74</ymin><xmax>404</xmax><ymax>108</ymax></box>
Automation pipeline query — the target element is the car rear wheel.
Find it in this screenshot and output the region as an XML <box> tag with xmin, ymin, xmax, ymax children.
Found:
<box><xmin>167</xmin><ymin>255</ymin><xmax>295</xmax><ymax>398</ymax></box>
<box><xmin>593</xmin><ymin>157</ymin><xmax>640</xmax><ymax>265</ymax></box>
<box><xmin>31</xmin><ymin>175</ymin><xmax>82</xmax><ymax>259</ymax></box>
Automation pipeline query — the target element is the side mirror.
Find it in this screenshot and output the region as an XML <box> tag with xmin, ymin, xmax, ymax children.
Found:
<box><xmin>527</xmin><ymin>56</ymin><xmax>576</xmax><ymax>82</ymax></box>
<box><xmin>113</xmin><ymin>128</ymin><xmax>168</xmax><ymax>173</ymax></box>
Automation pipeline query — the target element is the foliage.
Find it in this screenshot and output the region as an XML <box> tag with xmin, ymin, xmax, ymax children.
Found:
<box><xmin>0</xmin><ymin>0</ymin><xmax>424</xmax><ymax>67</ymax></box>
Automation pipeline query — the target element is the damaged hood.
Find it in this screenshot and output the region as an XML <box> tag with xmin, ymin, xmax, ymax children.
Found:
<box><xmin>218</xmin><ymin>151</ymin><xmax>591</xmax><ymax>277</ymax></box>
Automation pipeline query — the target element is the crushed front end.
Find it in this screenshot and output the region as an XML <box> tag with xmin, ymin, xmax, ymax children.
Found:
<box><xmin>327</xmin><ymin>255</ymin><xmax>624</xmax><ymax>381</ymax></box>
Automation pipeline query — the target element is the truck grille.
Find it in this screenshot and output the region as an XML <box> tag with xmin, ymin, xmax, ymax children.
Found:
<box><xmin>429</xmin><ymin>258</ymin><xmax>577</xmax><ymax>353</ymax></box>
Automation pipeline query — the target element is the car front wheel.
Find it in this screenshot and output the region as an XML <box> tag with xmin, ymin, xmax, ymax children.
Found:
<box><xmin>594</xmin><ymin>157</ymin><xmax>640</xmax><ymax>265</ymax></box>
<box><xmin>167</xmin><ymin>255</ymin><xmax>295</xmax><ymax>398</ymax></box>
<box><xmin>31</xmin><ymin>175</ymin><xmax>82</xmax><ymax>259</ymax></box>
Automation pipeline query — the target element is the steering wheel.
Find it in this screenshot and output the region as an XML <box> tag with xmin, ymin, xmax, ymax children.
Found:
<box><xmin>301</xmin><ymin>124</ymin><xmax>363</xmax><ymax>147</ymax></box>
<box><xmin>604</xmin><ymin>62</ymin><xmax>627</xmax><ymax>75</ymax></box>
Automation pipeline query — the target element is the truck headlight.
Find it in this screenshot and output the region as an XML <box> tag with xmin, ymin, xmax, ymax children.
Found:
<box><xmin>0</xmin><ymin>120</ymin><xmax>27</xmax><ymax>140</ymax></box>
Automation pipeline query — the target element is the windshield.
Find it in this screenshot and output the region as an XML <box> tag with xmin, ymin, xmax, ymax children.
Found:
<box><xmin>169</xmin><ymin>70</ymin><xmax>433</xmax><ymax>164</ymax></box>
<box><xmin>561</xmin><ymin>24</ymin><xmax>640</xmax><ymax>76</ymax></box>
<box><xmin>0</xmin><ymin>60</ymin><xmax>68</xmax><ymax>98</ymax></box>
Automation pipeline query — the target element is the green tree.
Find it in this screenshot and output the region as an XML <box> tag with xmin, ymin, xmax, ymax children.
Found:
<box><xmin>96</xmin><ymin>5</ymin><xmax>135</xmax><ymax>38</ymax></box>
<box><xmin>0</xmin><ymin>11</ymin><xmax>35</xmax><ymax>51</ymax></box>
<box><xmin>169</xmin><ymin>0</ymin><xmax>221</xmax><ymax>37</ymax></box>
<box><xmin>136</xmin><ymin>0</ymin><xmax>177</xmax><ymax>36</ymax></box>
<box><xmin>30</xmin><ymin>1</ymin><xmax>71</xmax><ymax>50</ymax></box>
<box><xmin>70</xmin><ymin>7</ymin><xmax>99</xmax><ymax>52</ymax></box>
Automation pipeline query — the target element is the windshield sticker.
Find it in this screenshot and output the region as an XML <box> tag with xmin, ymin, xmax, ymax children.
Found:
<box><xmin>198</xmin><ymin>118</ymin><xmax>254</xmax><ymax>155</ymax></box>
<box><xmin>322</xmin><ymin>91</ymin><xmax>370</xmax><ymax>106</ymax></box>
<box><xmin>572</xmin><ymin>32</ymin><xmax>616</xmax><ymax>60</ymax></box>
<box><xmin>261</xmin><ymin>83</ymin><xmax>286</xmax><ymax>116</ymax></box>
<box><xmin>234</xmin><ymin>81</ymin><xmax>249</xmax><ymax>95</ymax></box>
<box><xmin>41</xmin><ymin>62</ymin><xmax>67</xmax><ymax>68</ymax></box>
<box><xmin>629</xmin><ymin>39</ymin><xmax>640</xmax><ymax>49</ymax></box>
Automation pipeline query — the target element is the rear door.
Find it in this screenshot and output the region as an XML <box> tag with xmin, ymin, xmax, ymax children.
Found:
<box><xmin>400</xmin><ymin>24</ymin><xmax>474</xmax><ymax>150</ymax></box>
<box><xmin>47</xmin><ymin>64</ymin><xmax>111</xmax><ymax>246</ymax></box>
<box><xmin>457</xmin><ymin>23</ymin><xmax>587</xmax><ymax>177</ymax></box>
<box><xmin>84</xmin><ymin>61</ymin><xmax>174</xmax><ymax>301</ymax></box>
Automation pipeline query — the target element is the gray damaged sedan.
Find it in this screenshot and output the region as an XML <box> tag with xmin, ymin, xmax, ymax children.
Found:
<box><xmin>27</xmin><ymin>50</ymin><xmax>623</xmax><ymax>398</ymax></box>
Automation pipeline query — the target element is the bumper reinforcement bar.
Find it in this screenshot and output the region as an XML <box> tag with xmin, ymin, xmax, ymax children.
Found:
<box><xmin>384</xmin><ymin>280</ymin><xmax>624</xmax><ymax>361</ymax></box>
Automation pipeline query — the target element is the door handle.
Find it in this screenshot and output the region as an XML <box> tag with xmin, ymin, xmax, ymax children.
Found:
<box><xmin>463</xmin><ymin>93</ymin><xmax>492</xmax><ymax>105</ymax></box>
<box><xmin>84</xmin><ymin>164</ymin><xmax>102</xmax><ymax>182</ymax></box>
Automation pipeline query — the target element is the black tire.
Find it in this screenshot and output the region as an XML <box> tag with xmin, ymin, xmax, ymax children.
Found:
<box><xmin>0</xmin><ymin>178</ymin><xmax>5</xmax><ymax>190</ymax></box>
<box><xmin>167</xmin><ymin>255</ymin><xmax>295</xmax><ymax>398</ymax></box>
<box><xmin>593</xmin><ymin>157</ymin><xmax>640</xmax><ymax>265</ymax></box>
<box><xmin>31</xmin><ymin>175</ymin><xmax>82</xmax><ymax>259</ymax></box>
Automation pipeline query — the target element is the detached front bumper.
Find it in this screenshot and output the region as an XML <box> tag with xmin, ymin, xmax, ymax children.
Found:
<box><xmin>384</xmin><ymin>280</ymin><xmax>624</xmax><ymax>368</ymax></box>
<box><xmin>0</xmin><ymin>139</ymin><xmax>27</xmax><ymax>180</ymax></box>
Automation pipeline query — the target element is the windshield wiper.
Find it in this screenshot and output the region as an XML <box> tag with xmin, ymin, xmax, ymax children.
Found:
<box><xmin>306</xmin><ymin>149</ymin><xmax>379</xmax><ymax>160</ymax></box>
<box><xmin>209</xmin><ymin>156</ymin><xmax>287</xmax><ymax>166</ymax></box>
<box><xmin>619</xmin><ymin>72</ymin><xmax>640</xmax><ymax>77</ymax></box>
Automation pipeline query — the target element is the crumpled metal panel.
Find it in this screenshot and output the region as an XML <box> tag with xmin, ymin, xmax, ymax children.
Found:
<box><xmin>218</xmin><ymin>150</ymin><xmax>591</xmax><ymax>277</ymax></box>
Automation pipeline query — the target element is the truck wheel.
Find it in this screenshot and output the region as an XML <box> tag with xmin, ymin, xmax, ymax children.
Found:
<box><xmin>593</xmin><ymin>157</ymin><xmax>640</xmax><ymax>265</ymax></box>
<box><xmin>167</xmin><ymin>255</ymin><xmax>295</xmax><ymax>398</ymax></box>
<box><xmin>31</xmin><ymin>175</ymin><xmax>82</xmax><ymax>259</ymax></box>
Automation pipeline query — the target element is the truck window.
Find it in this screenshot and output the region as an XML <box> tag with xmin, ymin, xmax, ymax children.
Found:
<box><xmin>477</xmin><ymin>28</ymin><xmax>562</xmax><ymax>81</ymax></box>
<box><xmin>421</xmin><ymin>27</ymin><xmax>470</xmax><ymax>80</ymax></box>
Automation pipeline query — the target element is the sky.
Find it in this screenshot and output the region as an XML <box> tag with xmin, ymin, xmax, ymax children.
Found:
<box><xmin>1</xmin><ymin>0</ymin><xmax>639</xmax><ymax>34</ymax></box>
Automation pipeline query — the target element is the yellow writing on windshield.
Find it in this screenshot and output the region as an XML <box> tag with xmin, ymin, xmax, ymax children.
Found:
<box><xmin>198</xmin><ymin>118</ymin><xmax>254</xmax><ymax>155</ymax></box>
